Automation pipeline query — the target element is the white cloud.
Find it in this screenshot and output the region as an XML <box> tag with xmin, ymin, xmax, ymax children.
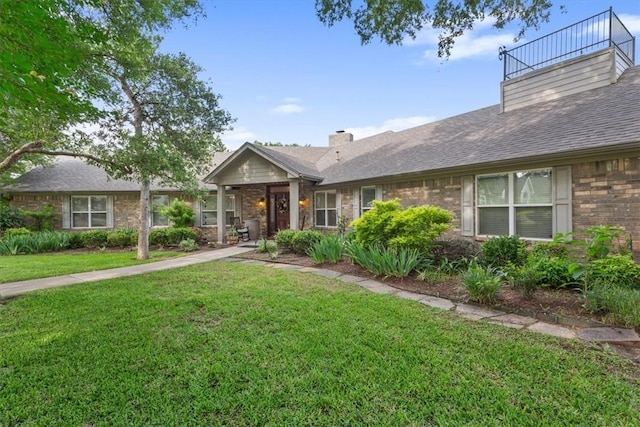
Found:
<box><xmin>617</xmin><ymin>13</ymin><xmax>640</xmax><ymax>34</ymax></box>
<box><xmin>271</xmin><ymin>103</ymin><xmax>304</xmax><ymax>114</ymax></box>
<box><xmin>222</xmin><ymin>126</ymin><xmax>257</xmax><ymax>150</ymax></box>
<box><xmin>345</xmin><ymin>115</ymin><xmax>437</xmax><ymax>140</ymax></box>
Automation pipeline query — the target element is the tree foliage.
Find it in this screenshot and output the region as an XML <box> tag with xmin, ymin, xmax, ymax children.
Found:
<box><xmin>315</xmin><ymin>0</ymin><xmax>554</xmax><ymax>57</ymax></box>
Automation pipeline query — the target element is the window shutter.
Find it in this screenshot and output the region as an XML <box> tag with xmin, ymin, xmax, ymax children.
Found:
<box><xmin>336</xmin><ymin>191</ymin><xmax>342</xmax><ymax>220</ymax></box>
<box><xmin>193</xmin><ymin>196</ymin><xmax>202</xmax><ymax>226</ymax></box>
<box><xmin>106</xmin><ymin>196</ymin><xmax>114</xmax><ymax>228</ymax></box>
<box><xmin>375</xmin><ymin>185</ymin><xmax>383</xmax><ymax>201</ymax></box>
<box><xmin>553</xmin><ymin>166</ymin><xmax>572</xmax><ymax>234</ymax></box>
<box><xmin>62</xmin><ymin>196</ymin><xmax>71</xmax><ymax>229</ymax></box>
<box><xmin>352</xmin><ymin>188</ymin><xmax>360</xmax><ymax>220</ymax></box>
<box><xmin>234</xmin><ymin>194</ymin><xmax>241</xmax><ymax>219</ymax></box>
<box><xmin>461</xmin><ymin>176</ymin><xmax>474</xmax><ymax>237</ymax></box>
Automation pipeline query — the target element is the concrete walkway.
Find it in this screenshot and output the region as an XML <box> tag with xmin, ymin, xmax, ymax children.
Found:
<box><xmin>1</xmin><ymin>248</ymin><xmax>639</xmax><ymax>346</ymax></box>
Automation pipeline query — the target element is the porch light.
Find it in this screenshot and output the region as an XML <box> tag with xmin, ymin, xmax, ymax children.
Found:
<box><xmin>298</xmin><ymin>196</ymin><xmax>307</xmax><ymax>206</ymax></box>
<box><xmin>258</xmin><ymin>197</ymin><xmax>266</xmax><ymax>208</ymax></box>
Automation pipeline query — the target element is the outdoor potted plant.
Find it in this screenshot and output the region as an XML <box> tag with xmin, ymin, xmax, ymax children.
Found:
<box><xmin>226</xmin><ymin>228</ymin><xmax>239</xmax><ymax>245</ymax></box>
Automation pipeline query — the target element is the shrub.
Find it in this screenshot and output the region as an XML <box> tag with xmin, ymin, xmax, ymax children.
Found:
<box><xmin>149</xmin><ymin>229</ymin><xmax>169</xmax><ymax>246</ymax></box>
<box><xmin>160</xmin><ymin>200</ymin><xmax>195</xmax><ymax>228</ymax></box>
<box><xmin>307</xmin><ymin>234</ymin><xmax>344</xmax><ymax>264</ymax></box>
<box><xmin>350</xmin><ymin>199</ymin><xmax>453</xmax><ymax>252</ymax></box>
<box><xmin>165</xmin><ymin>227</ymin><xmax>197</xmax><ymax>246</ymax></box>
<box><xmin>507</xmin><ymin>265</ymin><xmax>543</xmax><ymax>297</ymax></box>
<box><xmin>530</xmin><ymin>239</ymin><xmax>569</xmax><ymax>259</ymax></box>
<box><xmin>80</xmin><ymin>230</ymin><xmax>109</xmax><ymax>249</ymax></box>
<box><xmin>291</xmin><ymin>230</ymin><xmax>323</xmax><ymax>255</ymax></box>
<box><xmin>20</xmin><ymin>205</ymin><xmax>55</xmax><ymax>231</ymax></box>
<box><xmin>106</xmin><ymin>229</ymin><xmax>137</xmax><ymax>248</ymax></box>
<box><xmin>68</xmin><ymin>232</ymin><xmax>84</xmax><ymax>249</ymax></box>
<box><xmin>583</xmin><ymin>225</ymin><xmax>625</xmax><ymax>260</ymax></box>
<box><xmin>588</xmin><ymin>255</ymin><xmax>640</xmax><ymax>290</ymax></box>
<box><xmin>179</xmin><ymin>238</ymin><xmax>199</xmax><ymax>252</ymax></box>
<box><xmin>346</xmin><ymin>242</ymin><xmax>423</xmax><ymax>278</ymax></box>
<box><xmin>257</xmin><ymin>239</ymin><xmax>277</xmax><ymax>254</ymax></box>
<box><xmin>461</xmin><ymin>261</ymin><xmax>503</xmax><ymax>303</ymax></box>
<box><xmin>480</xmin><ymin>235</ymin><xmax>527</xmax><ymax>268</ymax></box>
<box><xmin>0</xmin><ymin>205</ymin><xmax>24</xmax><ymax>232</ymax></box>
<box><xmin>530</xmin><ymin>256</ymin><xmax>573</xmax><ymax>289</ymax></box>
<box><xmin>275</xmin><ymin>229</ymin><xmax>297</xmax><ymax>252</ymax></box>
<box><xmin>2</xmin><ymin>227</ymin><xmax>31</xmax><ymax>239</ymax></box>
<box><xmin>586</xmin><ymin>286</ymin><xmax>640</xmax><ymax>327</ymax></box>
<box><xmin>430</xmin><ymin>238</ymin><xmax>481</xmax><ymax>264</ymax></box>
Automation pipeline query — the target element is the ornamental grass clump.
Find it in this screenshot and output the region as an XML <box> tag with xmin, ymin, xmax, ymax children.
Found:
<box><xmin>307</xmin><ymin>234</ymin><xmax>344</xmax><ymax>264</ymax></box>
<box><xmin>461</xmin><ymin>260</ymin><xmax>504</xmax><ymax>303</ymax></box>
<box><xmin>346</xmin><ymin>242</ymin><xmax>422</xmax><ymax>278</ymax></box>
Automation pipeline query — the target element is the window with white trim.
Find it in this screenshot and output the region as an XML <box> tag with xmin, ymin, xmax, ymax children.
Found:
<box><xmin>201</xmin><ymin>194</ymin><xmax>235</xmax><ymax>226</ymax></box>
<box><xmin>71</xmin><ymin>196</ymin><xmax>108</xmax><ymax>228</ymax></box>
<box><xmin>315</xmin><ymin>191</ymin><xmax>337</xmax><ymax>227</ymax></box>
<box><xmin>477</xmin><ymin>169</ymin><xmax>552</xmax><ymax>239</ymax></box>
<box><xmin>360</xmin><ymin>186</ymin><xmax>377</xmax><ymax>215</ymax></box>
<box><xmin>151</xmin><ymin>195</ymin><xmax>170</xmax><ymax>227</ymax></box>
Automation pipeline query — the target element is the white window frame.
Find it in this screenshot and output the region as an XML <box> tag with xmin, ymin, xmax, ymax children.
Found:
<box><xmin>151</xmin><ymin>195</ymin><xmax>170</xmax><ymax>227</ymax></box>
<box><xmin>476</xmin><ymin>168</ymin><xmax>553</xmax><ymax>240</ymax></box>
<box><xmin>314</xmin><ymin>190</ymin><xmax>337</xmax><ymax>227</ymax></box>
<box><xmin>360</xmin><ymin>186</ymin><xmax>378</xmax><ymax>215</ymax></box>
<box><xmin>200</xmin><ymin>194</ymin><xmax>236</xmax><ymax>226</ymax></box>
<box><xmin>71</xmin><ymin>195</ymin><xmax>108</xmax><ymax>228</ymax></box>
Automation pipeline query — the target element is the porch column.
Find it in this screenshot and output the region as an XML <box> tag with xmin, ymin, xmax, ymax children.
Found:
<box><xmin>217</xmin><ymin>184</ymin><xmax>226</xmax><ymax>245</ymax></box>
<box><xmin>289</xmin><ymin>179</ymin><xmax>300</xmax><ymax>231</ymax></box>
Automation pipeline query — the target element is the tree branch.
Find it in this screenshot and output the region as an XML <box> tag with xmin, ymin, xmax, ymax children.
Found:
<box><xmin>0</xmin><ymin>141</ymin><xmax>44</xmax><ymax>174</ymax></box>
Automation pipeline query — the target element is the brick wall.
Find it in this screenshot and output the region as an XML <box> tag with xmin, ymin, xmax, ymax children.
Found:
<box><xmin>9</xmin><ymin>194</ymin><xmax>65</xmax><ymax>229</ymax></box>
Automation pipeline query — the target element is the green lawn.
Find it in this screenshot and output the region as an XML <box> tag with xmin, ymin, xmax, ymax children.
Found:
<box><xmin>1</xmin><ymin>261</ymin><xmax>638</xmax><ymax>426</ymax></box>
<box><xmin>0</xmin><ymin>250</ymin><xmax>184</xmax><ymax>283</ymax></box>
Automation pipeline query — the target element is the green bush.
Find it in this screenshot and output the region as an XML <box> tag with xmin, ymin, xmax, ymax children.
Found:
<box><xmin>588</xmin><ymin>255</ymin><xmax>640</xmax><ymax>290</ymax></box>
<box><xmin>530</xmin><ymin>239</ymin><xmax>569</xmax><ymax>259</ymax></box>
<box><xmin>80</xmin><ymin>230</ymin><xmax>109</xmax><ymax>249</ymax></box>
<box><xmin>461</xmin><ymin>261</ymin><xmax>503</xmax><ymax>303</ymax></box>
<box><xmin>106</xmin><ymin>229</ymin><xmax>137</xmax><ymax>248</ymax></box>
<box><xmin>307</xmin><ymin>234</ymin><xmax>344</xmax><ymax>264</ymax></box>
<box><xmin>291</xmin><ymin>230</ymin><xmax>323</xmax><ymax>255</ymax></box>
<box><xmin>68</xmin><ymin>232</ymin><xmax>84</xmax><ymax>249</ymax></box>
<box><xmin>275</xmin><ymin>229</ymin><xmax>297</xmax><ymax>252</ymax></box>
<box><xmin>160</xmin><ymin>200</ymin><xmax>195</xmax><ymax>228</ymax></box>
<box><xmin>586</xmin><ymin>286</ymin><xmax>640</xmax><ymax>327</ymax></box>
<box><xmin>2</xmin><ymin>227</ymin><xmax>31</xmax><ymax>239</ymax></box>
<box><xmin>179</xmin><ymin>238</ymin><xmax>199</xmax><ymax>252</ymax></box>
<box><xmin>150</xmin><ymin>229</ymin><xmax>169</xmax><ymax>246</ymax></box>
<box><xmin>480</xmin><ymin>235</ymin><xmax>527</xmax><ymax>268</ymax></box>
<box><xmin>507</xmin><ymin>264</ymin><xmax>543</xmax><ymax>297</ymax></box>
<box><xmin>0</xmin><ymin>205</ymin><xmax>24</xmax><ymax>232</ymax></box>
<box><xmin>528</xmin><ymin>256</ymin><xmax>573</xmax><ymax>289</ymax></box>
<box><xmin>257</xmin><ymin>239</ymin><xmax>277</xmax><ymax>254</ymax></box>
<box><xmin>346</xmin><ymin>242</ymin><xmax>423</xmax><ymax>278</ymax></box>
<box><xmin>165</xmin><ymin>227</ymin><xmax>197</xmax><ymax>246</ymax></box>
<box><xmin>350</xmin><ymin>199</ymin><xmax>453</xmax><ymax>252</ymax></box>
<box><xmin>20</xmin><ymin>205</ymin><xmax>55</xmax><ymax>231</ymax></box>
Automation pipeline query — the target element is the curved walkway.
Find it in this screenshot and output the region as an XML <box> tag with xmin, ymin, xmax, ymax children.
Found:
<box><xmin>1</xmin><ymin>246</ymin><xmax>638</xmax><ymax>348</ymax></box>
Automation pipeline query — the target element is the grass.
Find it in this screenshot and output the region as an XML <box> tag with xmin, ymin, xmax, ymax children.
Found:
<box><xmin>0</xmin><ymin>261</ymin><xmax>639</xmax><ymax>425</ymax></box>
<box><xmin>0</xmin><ymin>250</ymin><xmax>184</xmax><ymax>283</ymax></box>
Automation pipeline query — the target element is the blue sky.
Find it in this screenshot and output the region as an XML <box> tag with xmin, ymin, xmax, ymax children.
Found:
<box><xmin>161</xmin><ymin>1</ymin><xmax>640</xmax><ymax>150</ymax></box>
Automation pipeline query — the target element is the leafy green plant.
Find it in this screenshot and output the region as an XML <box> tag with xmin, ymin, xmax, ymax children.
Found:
<box><xmin>291</xmin><ymin>230</ymin><xmax>323</xmax><ymax>255</ymax></box>
<box><xmin>275</xmin><ymin>229</ymin><xmax>297</xmax><ymax>252</ymax></box>
<box><xmin>588</xmin><ymin>255</ymin><xmax>640</xmax><ymax>290</ymax></box>
<box><xmin>480</xmin><ymin>235</ymin><xmax>527</xmax><ymax>268</ymax></box>
<box><xmin>346</xmin><ymin>242</ymin><xmax>423</xmax><ymax>278</ymax></box>
<box><xmin>257</xmin><ymin>239</ymin><xmax>277</xmax><ymax>254</ymax></box>
<box><xmin>68</xmin><ymin>232</ymin><xmax>84</xmax><ymax>249</ymax></box>
<box><xmin>350</xmin><ymin>199</ymin><xmax>453</xmax><ymax>252</ymax></box>
<box><xmin>430</xmin><ymin>238</ymin><xmax>481</xmax><ymax>264</ymax></box>
<box><xmin>507</xmin><ymin>264</ymin><xmax>543</xmax><ymax>297</ymax></box>
<box><xmin>0</xmin><ymin>205</ymin><xmax>24</xmax><ymax>232</ymax></box>
<box><xmin>1</xmin><ymin>227</ymin><xmax>31</xmax><ymax>239</ymax></box>
<box><xmin>149</xmin><ymin>229</ymin><xmax>169</xmax><ymax>247</ymax></box>
<box><xmin>165</xmin><ymin>227</ymin><xmax>197</xmax><ymax>246</ymax></box>
<box><xmin>80</xmin><ymin>230</ymin><xmax>109</xmax><ymax>249</ymax></box>
<box><xmin>307</xmin><ymin>234</ymin><xmax>344</xmax><ymax>264</ymax></box>
<box><xmin>0</xmin><ymin>231</ymin><xmax>71</xmax><ymax>255</ymax></box>
<box><xmin>528</xmin><ymin>256</ymin><xmax>573</xmax><ymax>289</ymax></box>
<box><xmin>461</xmin><ymin>261</ymin><xmax>503</xmax><ymax>303</ymax></box>
<box><xmin>583</xmin><ymin>225</ymin><xmax>625</xmax><ymax>260</ymax></box>
<box><xmin>416</xmin><ymin>269</ymin><xmax>446</xmax><ymax>283</ymax></box>
<box><xmin>179</xmin><ymin>238</ymin><xmax>199</xmax><ymax>252</ymax></box>
<box><xmin>20</xmin><ymin>205</ymin><xmax>56</xmax><ymax>231</ymax></box>
<box><xmin>106</xmin><ymin>229</ymin><xmax>137</xmax><ymax>248</ymax></box>
<box><xmin>160</xmin><ymin>199</ymin><xmax>195</xmax><ymax>228</ymax></box>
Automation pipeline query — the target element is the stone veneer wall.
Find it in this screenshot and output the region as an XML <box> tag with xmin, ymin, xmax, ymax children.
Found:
<box><xmin>572</xmin><ymin>157</ymin><xmax>640</xmax><ymax>256</ymax></box>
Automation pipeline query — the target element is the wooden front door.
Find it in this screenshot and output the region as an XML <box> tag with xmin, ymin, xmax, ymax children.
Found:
<box><xmin>267</xmin><ymin>188</ymin><xmax>290</xmax><ymax>236</ymax></box>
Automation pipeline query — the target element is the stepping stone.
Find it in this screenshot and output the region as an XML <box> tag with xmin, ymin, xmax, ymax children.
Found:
<box><xmin>298</xmin><ymin>267</ymin><xmax>321</xmax><ymax>273</ymax></box>
<box><xmin>358</xmin><ymin>280</ymin><xmax>398</xmax><ymax>294</ymax></box>
<box><xmin>419</xmin><ymin>296</ymin><xmax>455</xmax><ymax>311</ymax></box>
<box><xmin>337</xmin><ymin>275</ymin><xmax>368</xmax><ymax>284</ymax></box>
<box><xmin>311</xmin><ymin>269</ymin><xmax>342</xmax><ymax>279</ymax></box>
<box><xmin>527</xmin><ymin>322</ymin><xmax>577</xmax><ymax>339</ymax></box>
<box><xmin>395</xmin><ymin>290</ymin><xmax>426</xmax><ymax>302</ymax></box>
<box><xmin>456</xmin><ymin>303</ymin><xmax>505</xmax><ymax>320</ymax></box>
<box><xmin>489</xmin><ymin>313</ymin><xmax>538</xmax><ymax>330</ymax></box>
<box><xmin>578</xmin><ymin>327</ymin><xmax>640</xmax><ymax>342</ymax></box>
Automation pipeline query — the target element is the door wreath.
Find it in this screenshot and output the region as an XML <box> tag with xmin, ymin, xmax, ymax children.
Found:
<box><xmin>277</xmin><ymin>198</ymin><xmax>289</xmax><ymax>214</ymax></box>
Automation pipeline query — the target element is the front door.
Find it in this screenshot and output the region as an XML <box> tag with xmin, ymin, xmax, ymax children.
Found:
<box><xmin>267</xmin><ymin>187</ymin><xmax>290</xmax><ymax>236</ymax></box>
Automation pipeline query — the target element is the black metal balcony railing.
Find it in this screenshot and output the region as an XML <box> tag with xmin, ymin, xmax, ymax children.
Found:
<box><xmin>499</xmin><ymin>8</ymin><xmax>636</xmax><ymax>80</ymax></box>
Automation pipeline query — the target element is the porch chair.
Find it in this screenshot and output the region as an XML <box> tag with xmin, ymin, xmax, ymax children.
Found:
<box><xmin>232</xmin><ymin>217</ymin><xmax>250</xmax><ymax>241</ymax></box>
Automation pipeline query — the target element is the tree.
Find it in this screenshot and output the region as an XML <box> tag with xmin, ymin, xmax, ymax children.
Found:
<box><xmin>85</xmin><ymin>1</ymin><xmax>233</xmax><ymax>260</ymax></box>
<box><xmin>253</xmin><ymin>140</ymin><xmax>310</xmax><ymax>147</ymax></box>
<box><xmin>315</xmin><ymin>0</ymin><xmax>554</xmax><ymax>57</ymax></box>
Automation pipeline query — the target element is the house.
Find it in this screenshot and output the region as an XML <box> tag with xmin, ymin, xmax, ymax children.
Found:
<box><xmin>3</xmin><ymin>10</ymin><xmax>639</xmax><ymax>257</ymax></box>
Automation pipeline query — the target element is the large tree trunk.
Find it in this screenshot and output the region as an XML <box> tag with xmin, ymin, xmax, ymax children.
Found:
<box><xmin>137</xmin><ymin>179</ymin><xmax>151</xmax><ymax>260</ymax></box>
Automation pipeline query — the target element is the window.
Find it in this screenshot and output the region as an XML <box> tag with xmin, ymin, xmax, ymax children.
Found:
<box><xmin>201</xmin><ymin>194</ymin><xmax>235</xmax><ymax>226</ymax></box>
<box><xmin>151</xmin><ymin>195</ymin><xmax>170</xmax><ymax>226</ymax></box>
<box><xmin>315</xmin><ymin>191</ymin><xmax>337</xmax><ymax>227</ymax></box>
<box><xmin>71</xmin><ymin>196</ymin><xmax>107</xmax><ymax>228</ymax></box>
<box><xmin>477</xmin><ymin>169</ymin><xmax>552</xmax><ymax>239</ymax></box>
<box><xmin>360</xmin><ymin>186</ymin><xmax>377</xmax><ymax>215</ymax></box>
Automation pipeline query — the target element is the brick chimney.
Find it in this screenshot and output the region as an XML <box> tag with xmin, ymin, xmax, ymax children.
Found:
<box><xmin>329</xmin><ymin>130</ymin><xmax>354</xmax><ymax>147</ymax></box>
